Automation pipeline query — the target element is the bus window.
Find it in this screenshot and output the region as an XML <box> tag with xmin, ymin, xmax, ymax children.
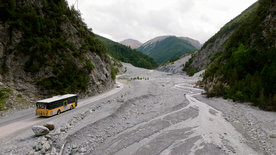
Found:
<box><xmin>36</xmin><ymin>103</ymin><xmax>46</xmax><ymax>109</ymax></box>
<box><xmin>63</xmin><ymin>100</ymin><xmax>68</xmax><ymax>106</ymax></box>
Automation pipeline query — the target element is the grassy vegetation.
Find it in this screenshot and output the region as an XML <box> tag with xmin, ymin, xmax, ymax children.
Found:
<box><xmin>0</xmin><ymin>88</ymin><xmax>11</xmax><ymax>111</ymax></box>
<box><xmin>182</xmin><ymin>52</ymin><xmax>199</xmax><ymax>76</ymax></box>
<box><xmin>97</xmin><ymin>35</ymin><xmax>158</xmax><ymax>69</ymax></box>
<box><xmin>111</xmin><ymin>64</ymin><xmax>119</xmax><ymax>80</ymax></box>
<box><xmin>1</xmin><ymin>0</ymin><xmax>108</xmax><ymax>94</ymax></box>
<box><xmin>138</xmin><ymin>36</ymin><xmax>197</xmax><ymax>64</ymax></box>
<box><xmin>203</xmin><ymin>0</ymin><xmax>276</xmax><ymax>110</ymax></box>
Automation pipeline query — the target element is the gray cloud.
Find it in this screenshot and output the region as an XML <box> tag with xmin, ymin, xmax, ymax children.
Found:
<box><xmin>67</xmin><ymin>0</ymin><xmax>257</xmax><ymax>43</ymax></box>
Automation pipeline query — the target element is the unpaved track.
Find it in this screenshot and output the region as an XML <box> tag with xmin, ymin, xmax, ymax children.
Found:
<box><xmin>0</xmin><ymin>63</ymin><xmax>275</xmax><ymax>155</ymax></box>
<box><xmin>0</xmin><ymin>80</ymin><xmax>124</xmax><ymax>140</ymax></box>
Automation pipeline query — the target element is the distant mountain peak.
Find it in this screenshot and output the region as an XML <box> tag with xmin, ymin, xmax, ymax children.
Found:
<box><xmin>142</xmin><ymin>35</ymin><xmax>202</xmax><ymax>49</ymax></box>
<box><xmin>120</xmin><ymin>39</ymin><xmax>142</xmax><ymax>49</ymax></box>
<box><xmin>143</xmin><ymin>35</ymin><xmax>174</xmax><ymax>45</ymax></box>
<box><xmin>138</xmin><ymin>35</ymin><xmax>199</xmax><ymax>64</ymax></box>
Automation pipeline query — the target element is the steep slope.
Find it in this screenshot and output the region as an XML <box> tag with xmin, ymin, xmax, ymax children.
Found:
<box><xmin>157</xmin><ymin>53</ymin><xmax>192</xmax><ymax>74</ymax></box>
<box><xmin>97</xmin><ymin>35</ymin><xmax>158</xmax><ymax>69</ymax></box>
<box><xmin>184</xmin><ymin>2</ymin><xmax>259</xmax><ymax>73</ymax></box>
<box><xmin>191</xmin><ymin>0</ymin><xmax>275</xmax><ymax>110</ymax></box>
<box><xmin>0</xmin><ymin>0</ymin><xmax>116</xmax><ymax>111</ymax></box>
<box><xmin>138</xmin><ymin>36</ymin><xmax>198</xmax><ymax>64</ymax></box>
<box><xmin>179</xmin><ymin>37</ymin><xmax>202</xmax><ymax>49</ymax></box>
<box><xmin>120</xmin><ymin>39</ymin><xmax>142</xmax><ymax>49</ymax></box>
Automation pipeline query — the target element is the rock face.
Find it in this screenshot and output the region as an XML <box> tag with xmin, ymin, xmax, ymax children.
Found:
<box><xmin>0</xmin><ymin>0</ymin><xmax>117</xmax><ymax>110</ymax></box>
<box><xmin>157</xmin><ymin>54</ymin><xmax>192</xmax><ymax>74</ymax></box>
<box><xmin>32</xmin><ymin>125</ymin><xmax>50</xmax><ymax>136</ymax></box>
<box><xmin>120</xmin><ymin>39</ymin><xmax>142</xmax><ymax>49</ymax></box>
<box><xmin>186</xmin><ymin>32</ymin><xmax>233</xmax><ymax>71</ymax></box>
<box><xmin>184</xmin><ymin>2</ymin><xmax>258</xmax><ymax>71</ymax></box>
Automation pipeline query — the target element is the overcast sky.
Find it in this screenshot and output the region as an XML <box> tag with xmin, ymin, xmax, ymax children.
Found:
<box><xmin>66</xmin><ymin>0</ymin><xmax>257</xmax><ymax>44</ymax></box>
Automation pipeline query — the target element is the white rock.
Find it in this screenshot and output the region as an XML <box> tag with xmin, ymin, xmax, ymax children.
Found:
<box><xmin>32</xmin><ymin>125</ymin><xmax>50</xmax><ymax>136</ymax></box>
<box><xmin>79</xmin><ymin>148</ymin><xmax>87</xmax><ymax>153</ymax></box>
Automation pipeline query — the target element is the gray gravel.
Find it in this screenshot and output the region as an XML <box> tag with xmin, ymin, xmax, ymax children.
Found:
<box><xmin>0</xmin><ymin>63</ymin><xmax>275</xmax><ymax>155</ymax></box>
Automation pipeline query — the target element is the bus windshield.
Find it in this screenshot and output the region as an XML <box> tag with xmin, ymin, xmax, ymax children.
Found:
<box><xmin>36</xmin><ymin>103</ymin><xmax>47</xmax><ymax>109</ymax></box>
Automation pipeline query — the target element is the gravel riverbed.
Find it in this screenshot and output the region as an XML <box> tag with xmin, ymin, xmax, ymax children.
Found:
<box><xmin>0</xmin><ymin>63</ymin><xmax>275</xmax><ymax>155</ymax></box>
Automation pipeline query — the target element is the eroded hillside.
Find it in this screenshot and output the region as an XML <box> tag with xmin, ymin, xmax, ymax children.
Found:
<box><xmin>0</xmin><ymin>0</ymin><xmax>117</xmax><ymax>112</ymax></box>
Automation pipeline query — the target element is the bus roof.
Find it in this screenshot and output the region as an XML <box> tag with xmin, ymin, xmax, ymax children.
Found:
<box><xmin>37</xmin><ymin>94</ymin><xmax>77</xmax><ymax>103</ymax></box>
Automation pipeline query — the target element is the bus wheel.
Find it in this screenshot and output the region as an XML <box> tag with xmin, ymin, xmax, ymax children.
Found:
<box><xmin>57</xmin><ymin>110</ymin><xmax>61</xmax><ymax>115</ymax></box>
<box><xmin>70</xmin><ymin>105</ymin><xmax>73</xmax><ymax>110</ymax></box>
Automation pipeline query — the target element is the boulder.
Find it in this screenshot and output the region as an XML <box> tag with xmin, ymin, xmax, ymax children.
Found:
<box><xmin>32</xmin><ymin>125</ymin><xmax>49</xmax><ymax>136</ymax></box>
<box><xmin>44</xmin><ymin>122</ymin><xmax>55</xmax><ymax>131</ymax></box>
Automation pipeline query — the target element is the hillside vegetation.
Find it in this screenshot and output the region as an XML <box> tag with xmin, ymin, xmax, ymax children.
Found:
<box><xmin>0</xmin><ymin>0</ymin><xmax>115</xmax><ymax>110</ymax></box>
<box><xmin>202</xmin><ymin>0</ymin><xmax>276</xmax><ymax>110</ymax></box>
<box><xmin>184</xmin><ymin>3</ymin><xmax>259</xmax><ymax>74</ymax></box>
<box><xmin>97</xmin><ymin>35</ymin><xmax>158</xmax><ymax>69</ymax></box>
<box><xmin>138</xmin><ymin>36</ymin><xmax>197</xmax><ymax>64</ymax></box>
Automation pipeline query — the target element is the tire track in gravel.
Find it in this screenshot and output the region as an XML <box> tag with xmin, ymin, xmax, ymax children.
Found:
<box><xmin>63</xmin><ymin>89</ymin><xmax>194</xmax><ymax>155</ymax></box>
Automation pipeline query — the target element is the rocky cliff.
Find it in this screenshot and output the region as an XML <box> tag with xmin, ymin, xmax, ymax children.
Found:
<box><xmin>157</xmin><ymin>54</ymin><xmax>191</xmax><ymax>74</ymax></box>
<box><xmin>0</xmin><ymin>0</ymin><xmax>117</xmax><ymax>112</ymax></box>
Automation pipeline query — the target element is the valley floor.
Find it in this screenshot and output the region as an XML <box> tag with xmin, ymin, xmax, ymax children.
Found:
<box><xmin>0</xmin><ymin>63</ymin><xmax>275</xmax><ymax>155</ymax></box>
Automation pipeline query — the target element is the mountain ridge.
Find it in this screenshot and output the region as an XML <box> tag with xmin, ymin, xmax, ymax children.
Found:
<box><xmin>138</xmin><ymin>35</ymin><xmax>199</xmax><ymax>64</ymax></box>
<box><xmin>120</xmin><ymin>39</ymin><xmax>142</xmax><ymax>49</ymax></box>
<box><xmin>97</xmin><ymin>35</ymin><xmax>158</xmax><ymax>69</ymax></box>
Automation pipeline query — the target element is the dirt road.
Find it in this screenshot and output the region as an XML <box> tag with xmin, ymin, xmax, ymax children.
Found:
<box><xmin>0</xmin><ymin>63</ymin><xmax>275</xmax><ymax>155</ymax></box>
<box><xmin>0</xmin><ymin>79</ymin><xmax>124</xmax><ymax>140</ymax></box>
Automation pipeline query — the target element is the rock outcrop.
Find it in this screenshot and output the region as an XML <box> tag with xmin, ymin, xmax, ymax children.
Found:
<box><xmin>184</xmin><ymin>2</ymin><xmax>259</xmax><ymax>72</ymax></box>
<box><xmin>157</xmin><ymin>54</ymin><xmax>191</xmax><ymax>74</ymax></box>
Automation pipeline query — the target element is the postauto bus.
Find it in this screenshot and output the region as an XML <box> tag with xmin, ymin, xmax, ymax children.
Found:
<box><xmin>36</xmin><ymin>94</ymin><xmax>78</xmax><ymax>117</ymax></box>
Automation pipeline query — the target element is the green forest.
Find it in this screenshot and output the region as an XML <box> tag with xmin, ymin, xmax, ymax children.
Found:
<box><xmin>203</xmin><ymin>0</ymin><xmax>276</xmax><ymax>110</ymax></box>
<box><xmin>138</xmin><ymin>36</ymin><xmax>197</xmax><ymax>64</ymax></box>
<box><xmin>1</xmin><ymin>0</ymin><xmax>108</xmax><ymax>94</ymax></box>
<box><xmin>97</xmin><ymin>35</ymin><xmax>158</xmax><ymax>69</ymax></box>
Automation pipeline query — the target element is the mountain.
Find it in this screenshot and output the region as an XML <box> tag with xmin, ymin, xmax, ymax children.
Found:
<box><xmin>138</xmin><ymin>36</ymin><xmax>199</xmax><ymax>64</ymax></box>
<box><xmin>97</xmin><ymin>35</ymin><xmax>158</xmax><ymax>69</ymax></box>
<box><xmin>120</xmin><ymin>39</ymin><xmax>142</xmax><ymax>49</ymax></box>
<box><xmin>185</xmin><ymin>0</ymin><xmax>276</xmax><ymax>110</ymax></box>
<box><xmin>184</xmin><ymin>2</ymin><xmax>259</xmax><ymax>73</ymax></box>
<box><xmin>179</xmin><ymin>37</ymin><xmax>202</xmax><ymax>49</ymax></box>
<box><xmin>0</xmin><ymin>0</ymin><xmax>119</xmax><ymax>111</ymax></box>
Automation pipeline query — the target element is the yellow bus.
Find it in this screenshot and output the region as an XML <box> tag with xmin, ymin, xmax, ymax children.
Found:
<box><xmin>36</xmin><ymin>94</ymin><xmax>78</xmax><ymax>117</ymax></box>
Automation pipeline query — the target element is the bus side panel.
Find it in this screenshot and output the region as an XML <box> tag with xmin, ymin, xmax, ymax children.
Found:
<box><xmin>36</xmin><ymin>108</ymin><xmax>48</xmax><ymax>117</ymax></box>
<box><xmin>47</xmin><ymin>106</ymin><xmax>63</xmax><ymax>115</ymax></box>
